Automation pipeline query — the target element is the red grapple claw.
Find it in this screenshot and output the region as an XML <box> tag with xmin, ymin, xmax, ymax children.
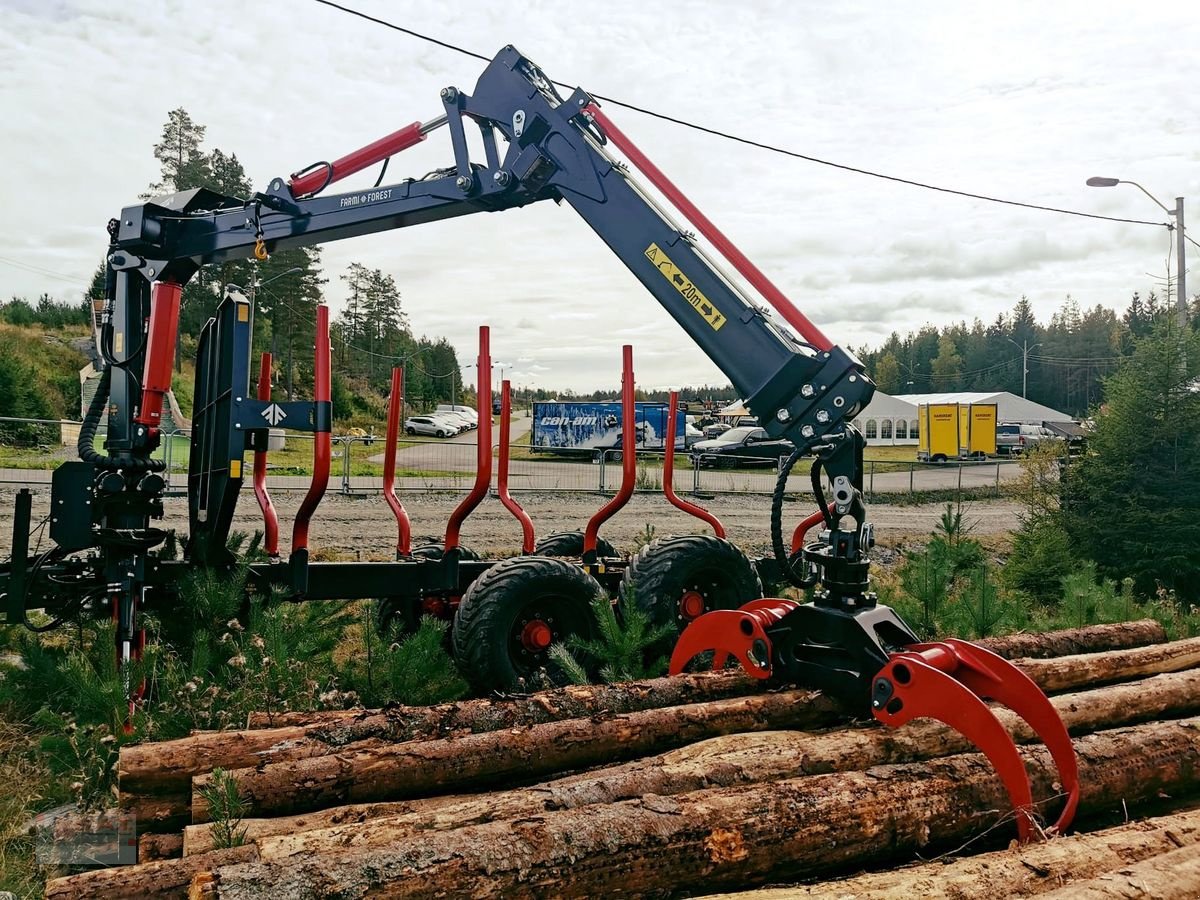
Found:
<box><xmin>872</xmin><ymin>639</ymin><xmax>1080</xmax><ymax>842</ymax></box>
<box><xmin>669</xmin><ymin>598</ymin><xmax>799</xmax><ymax>677</ymax></box>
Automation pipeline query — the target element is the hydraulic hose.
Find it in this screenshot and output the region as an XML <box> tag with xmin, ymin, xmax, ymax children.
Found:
<box><xmin>770</xmin><ymin>446</ymin><xmax>817</xmax><ymax>589</ymax></box>
<box><xmin>77</xmin><ymin>366</ymin><xmax>164</xmax><ymax>472</ymax></box>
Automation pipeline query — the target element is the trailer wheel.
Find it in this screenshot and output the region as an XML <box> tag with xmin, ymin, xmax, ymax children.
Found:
<box><xmin>375</xmin><ymin>544</ymin><xmax>480</xmax><ymax>638</ymax></box>
<box><xmin>452</xmin><ymin>555</ymin><xmax>602</xmax><ymax>692</ymax></box>
<box><xmin>533</xmin><ymin>530</ymin><xmax>619</xmax><ymax>559</ymax></box>
<box><xmin>619</xmin><ymin>534</ymin><xmax>762</xmax><ymax>647</ymax></box>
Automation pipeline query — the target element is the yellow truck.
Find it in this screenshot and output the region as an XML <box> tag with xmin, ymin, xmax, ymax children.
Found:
<box><xmin>917</xmin><ymin>402</ymin><xmax>997</xmax><ymax>461</ymax></box>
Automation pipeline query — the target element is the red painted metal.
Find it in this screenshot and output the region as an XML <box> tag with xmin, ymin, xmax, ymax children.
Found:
<box><xmin>669</xmin><ymin>597</ymin><xmax>800</xmax><ymax>677</ymax></box>
<box><xmin>383</xmin><ymin>367</ymin><xmax>412</xmax><ymax>558</ymax></box>
<box><xmin>521</xmin><ymin>620</ymin><xmax>553</xmax><ymax>652</ymax></box>
<box><xmin>662</xmin><ymin>391</ymin><xmax>725</xmax><ymax>537</ymax></box>
<box><xmin>678</xmin><ymin>590</ymin><xmax>706</xmax><ymax>620</ymax></box>
<box><xmin>445</xmin><ymin>327</ymin><xmax>492</xmax><ymax>550</ymax></box>
<box><xmin>583</xmin><ymin>345</ymin><xmax>637</xmax><ymax>559</ymax></box>
<box><xmin>253</xmin><ymin>353</ymin><xmax>280</xmax><ymax>558</ymax></box>
<box><xmin>292</xmin><ymin>305</ymin><xmax>331</xmax><ymax>553</ymax></box>
<box><xmin>878</xmin><ymin>643</ymin><xmax>1084</xmax><ymax>840</ymax></box>
<box><xmin>134</xmin><ymin>281</ymin><xmax>183</xmax><ymax>433</ymax></box>
<box><xmin>790</xmin><ymin>503</ymin><xmax>837</xmax><ymax>554</ymax></box>
<box><xmin>497</xmin><ymin>380</ymin><xmax>536</xmax><ymax>553</ymax></box>
<box><xmin>584</xmin><ymin>105</ymin><xmax>832</xmax><ymax>352</ymax></box>
<box><xmin>289</xmin><ymin>121</ymin><xmax>427</xmax><ymax>197</ymax></box>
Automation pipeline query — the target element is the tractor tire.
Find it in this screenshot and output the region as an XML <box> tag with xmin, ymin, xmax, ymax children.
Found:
<box><xmin>533</xmin><ymin>530</ymin><xmax>619</xmax><ymax>560</ymax></box>
<box><xmin>375</xmin><ymin>544</ymin><xmax>480</xmax><ymax>638</ymax></box>
<box><xmin>452</xmin><ymin>555</ymin><xmax>603</xmax><ymax>693</ymax></box>
<box><xmin>619</xmin><ymin>535</ymin><xmax>762</xmax><ymax>646</ymax></box>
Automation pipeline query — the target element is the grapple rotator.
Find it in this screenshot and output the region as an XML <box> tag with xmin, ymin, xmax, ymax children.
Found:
<box><xmin>671</xmin><ymin>436</ymin><xmax>1080</xmax><ymax>842</ymax></box>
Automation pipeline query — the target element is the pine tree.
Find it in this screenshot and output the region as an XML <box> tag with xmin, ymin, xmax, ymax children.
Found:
<box><xmin>873</xmin><ymin>351</ymin><xmax>900</xmax><ymax>393</ymax></box>
<box><xmin>145</xmin><ymin>108</ymin><xmax>210</xmax><ymax>197</ymax></box>
<box><xmin>930</xmin><ymin>334</ymin><xmax>963</xmax><ymax>387</ymax></box>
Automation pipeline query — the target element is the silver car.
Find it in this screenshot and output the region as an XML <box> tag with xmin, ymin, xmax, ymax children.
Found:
<box><xmin>404</xmin><ymin>415</ymin><xmax>459</xmax><ymax>438</ymax></box>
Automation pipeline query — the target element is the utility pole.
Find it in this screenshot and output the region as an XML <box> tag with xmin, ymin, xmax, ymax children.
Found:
<box><xmin>1006</xmin><ymin>338</ymin><xmax>1040</xmax><ymax>399</ymax></box>
<box><xmin>1175</xmin><ymin>196</ymin><xmax>1187</xmax><ymax>329</ymax></box>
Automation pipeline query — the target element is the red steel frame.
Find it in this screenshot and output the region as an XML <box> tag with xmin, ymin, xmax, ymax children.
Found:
<box><xmin>662</xmin><ymin>391</ymin><xmax>725</xmax><ymax>538</ymax></box>
<box><xmin>584</xmin><ymin>105</ymin><xmax>833</xmax><ymax>353</ymax></box>
<box><xmin>444</xmin><ymin>326</ymin><xmax>493</xmax><ymax>551</ymax></box>
<box><xmin>583</xmin><ymin>345</ymin><xmax>637</xmax><ymax>560</ymax></box>
<box><xmin>253</xmin><ymin>353</ymin><xmax>281</xmax><ymax>558</ymax></box>
<box><xmin>791</xmin><ymin>503</ymin><xmax>837</xmax><ymax>554</ymax></box>
<box><xmin>383</xmin><ymin>366</ymin><xmax>413</xmax><ymax>558</ymax></box>
<box><xmin>292</xmin><ymin>305</ymin><xmax>332</xmax><ymax>554</ymax></box>
<box><xmin>497</xmin><ymin>380</ymin><xmax>535</xmax><ymax>553</ymax></box>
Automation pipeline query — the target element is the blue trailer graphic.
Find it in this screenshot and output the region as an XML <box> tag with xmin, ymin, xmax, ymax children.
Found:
<box><xmin>532</xmin><ymin>402</ymin><xmax>684</xmax><ymax>454</ymax></box>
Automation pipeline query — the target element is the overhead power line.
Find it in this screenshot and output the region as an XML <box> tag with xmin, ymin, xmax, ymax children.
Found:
<box><xmin>310</xmin><ymin>0</ymin><xmax>1169</xmax><ymax>230</ymax></box>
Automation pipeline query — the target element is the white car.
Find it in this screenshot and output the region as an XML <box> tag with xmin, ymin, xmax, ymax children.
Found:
<box><xmin>437</xmin><ymin>404</ymin><xmax>479</xmax><ymax>426</ymax></box>
<box><xmin>436</xmin><ymin>410</ymin><xmax>477</xmax><ymax>431</ymax></box>
<box><xmin>405</xmin><ymin>415</ymin><xmax>459</xmax><ymax>438</ymax></box>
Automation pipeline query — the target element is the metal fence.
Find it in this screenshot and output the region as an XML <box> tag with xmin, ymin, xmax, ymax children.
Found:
<box><xmin>0</xmin><ymin>417</ymin><xmax>1022</xmax><ymax>498</ymax></box>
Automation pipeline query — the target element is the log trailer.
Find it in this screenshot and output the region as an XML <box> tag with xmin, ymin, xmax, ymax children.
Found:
<box><xmin>1</xmin><ymin>46</ymin><xmax>1077</xmax><ymax>839</ymax></box>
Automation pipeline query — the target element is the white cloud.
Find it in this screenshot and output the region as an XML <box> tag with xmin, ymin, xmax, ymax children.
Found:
<box><xmin>0</xmin><ymin>0</ymin><xmax>1196</xmax><ymax>391</ymax></box>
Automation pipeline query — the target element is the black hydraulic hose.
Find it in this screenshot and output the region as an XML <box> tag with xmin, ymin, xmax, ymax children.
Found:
<box><xmin>770</xmin><ymin>445</ymin><xmax>813</xmax><ymax>589</ymax></box>
<box><xmin>77</xmin><ymin>366</ymin><xmax>164</xmax><ymax>472</ymax></box>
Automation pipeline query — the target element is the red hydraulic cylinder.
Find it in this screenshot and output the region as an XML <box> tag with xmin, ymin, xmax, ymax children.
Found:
<box><xmin>292</xmin><ymin>305</ymin><xmax>331</xmax><ymax>554</ymax></box>
<box><xmin>583</xmin><ymin>345</ymin><xmax>637</xmax><ymax>560</ymax></box>
<box><xmin>497</xmin><ymin>380</ymin><xmax>535</xmax><ymax>553</ymax></box>
<box><xmin>289</xmin><ymin>121</ymin><xmax>427</xmax><ymax>197</ymax></box>
<box><xmin>584</xmin><ymin>105</ymin><xmax>832</xmax><ymax>352</ymax></box>
<box><xmin>134</xmin><ymin>280</ymin><xmax>183</xmax><ymax>434</ymax></box>
<box><xmin>383</xmin><ymin>366</ymin><xmax>412</xmax><ymax>558</ymax></box>
<box><xmin>444</xmin><ymin>327</ymin><xmax>493</xmax><ymax>551</ymax></box>
<box><xmin>663</xmin><ymin>391</ymin><xmax>725</xmax><ymax>538</ymax></box>
<box><xmin>253</xmin><ymin>353</ymin><xmax>280</xmax><ymax>559</ymax></box>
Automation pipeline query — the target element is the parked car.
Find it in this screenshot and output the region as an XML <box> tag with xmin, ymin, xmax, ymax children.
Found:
<box><xmin>436</xmin><ymin>404</ymin><xmax>479</xmax><ymax>427</ymax></box>
<box><xmin>702</xmin><ymin>421</ymin><xmax>732</xmax><ymax>439</ymax></box>
<box><xmin>405</xmin><ymin>415</ymin><xmax>459</xmax><ymax>438</ymax></box>
<box><xmin>995</xmin><ymin>422</ymin><xmax>1053</xmax><ymax>456</ymax></box>
<box><xmin>690</xmin><ymin>426</ymin><xmax>795</xmax><ymax>468</ymax></box>
<box><xmin>436</xmin><ymin>410</ymin><xmax>477</xmax><ymax>431</ymax></box>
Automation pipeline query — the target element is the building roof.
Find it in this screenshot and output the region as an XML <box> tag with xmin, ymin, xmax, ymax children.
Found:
<box><xmin>893</xmin><ymin>391</ymin><xmax>1074</xmax><ymax>424</ymax></box>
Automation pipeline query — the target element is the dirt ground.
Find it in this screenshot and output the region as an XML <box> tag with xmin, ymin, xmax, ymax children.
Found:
<box><xmin>1</xmin><ymin>487</ymin><xmax>1021</xmax><ymax>560</ymax></box>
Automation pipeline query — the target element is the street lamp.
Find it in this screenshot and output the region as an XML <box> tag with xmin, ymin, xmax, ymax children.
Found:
<box><xmin>1006</xmin><ymin>338</ymin><xmax>1041</xmax><ymax>399</ymax></box>
<box><xmin>1087</xmin><ymin>177</ymin><xmax>1191</xmax><ymax>327</ymax></box>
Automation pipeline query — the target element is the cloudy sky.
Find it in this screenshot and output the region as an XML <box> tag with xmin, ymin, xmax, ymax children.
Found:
<box><xmin>1</xmin><ymin>1</ymin><xmax>1196</xmax><ymax>391</ymax></box>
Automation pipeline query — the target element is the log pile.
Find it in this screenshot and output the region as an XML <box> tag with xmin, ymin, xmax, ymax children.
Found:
<box><xmin>42</xmin><ymin>621</ymin><xmax>1200</xmax><ymax>900</ymax></box>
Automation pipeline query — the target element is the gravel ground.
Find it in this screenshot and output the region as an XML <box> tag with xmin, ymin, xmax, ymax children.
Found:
<box><xmin>1</xmin><ymin>487</ymin><xmax>1021</xmax><ymax>560</ymax></box>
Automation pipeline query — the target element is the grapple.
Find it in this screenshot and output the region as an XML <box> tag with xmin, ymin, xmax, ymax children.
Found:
<box><xmin>671</xmin><ymin>594</ymin><xmax>1080</xmax><ymax>842</ymax></box>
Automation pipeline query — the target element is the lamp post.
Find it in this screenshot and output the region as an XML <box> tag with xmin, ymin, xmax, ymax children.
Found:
<box><xmin>1087</xmin><ymin>177</ymin><xmax>1189</xmax><ymax>327</ymax></box>
<box><xmin>1006</xmin><ymin>338</ymin><xmax>1041</xmax><ymax>399</ymax></box>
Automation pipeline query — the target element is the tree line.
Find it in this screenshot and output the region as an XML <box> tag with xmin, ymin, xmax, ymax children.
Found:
<box><xmin>856</xmin><ymin>292</ymin><xmax>1199</xmax><ymax>416</ymax></box>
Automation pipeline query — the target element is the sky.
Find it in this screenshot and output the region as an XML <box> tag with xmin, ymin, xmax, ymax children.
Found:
<box><xmin>1</xmin><ymin>0</ymin><xmax>1197</xmax><ymax>392</ymax></box>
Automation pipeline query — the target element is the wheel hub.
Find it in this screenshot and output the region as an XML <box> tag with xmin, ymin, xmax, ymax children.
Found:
<box><xmin>679</xmin><ymin>589</ymin><xmax>706</xmax><ymax>620</ymax></box>
<box><xmin>520</xmin><ymin>619</ymin><xmax>554</xmax><ymax>651</ymax></box>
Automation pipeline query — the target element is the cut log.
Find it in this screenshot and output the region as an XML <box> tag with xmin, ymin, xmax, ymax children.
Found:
<box><xmin>1038</xmin><ymin>842</ymin><xmax>1200</xmax><ymax>899</ymax></box>
<box><xmin>696</xmin><ymin>806</ymin><xmax>1200</xmax><ymax>899</ymax></box>
<box><xmin>189</xmin><ymin>718</ymin><xmax>1200</xmax><ymax>899</ymax></box>
<box><xmin>191</xmin><ymin>689</ymin><xmax>842</xmax><ymax>821</ymax></box>
<box><xmin>189</xmin><ymin>638</ymin><xmax>1200</xmax><ymax>822</ymax></box>
<box><xmin>1017</xmin><ymin>635</ymin><xmax>1200</xmax><ymax>693</ymax></box>
<box><xmin>44</xmin><ymin>845</ymin><xmax>258</xmax><ymax>900</ymax></box>
<box><xmin>122</xmin><ymin>671</ymin><xmax>760</xmax><ymax>798</ymax></box>
<box><xmin>138</xmin><ymin>831</ymin><xmax>184</xmax><ymax>862</ymax></box>
<box><xmin>240</xmin><ymin>620</ymin><xmax>1168</xmax><ymax>730</ymax></box>
<box><xmin>245</xmin><ymin>668</ymin><xmax>1200</xmax><ymax>860</ymax></box>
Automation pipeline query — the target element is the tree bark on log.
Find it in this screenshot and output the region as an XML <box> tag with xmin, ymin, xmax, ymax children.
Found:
<box><xmin>241</xmin><ymin>668</ymin><xmax>1200</xmax><ymax>861</ymax></box>
<box><xmin>191</xmin><ymin>690</ymin><xmax>843</xmax><ymax>821</ymax></box>
<box><xmin>187</xmin><ymin>638</ymin><xmax>1200</xmax><ymax>823</ymax></box>
<box><xmin>44</xmin><ymin>846</ymin><xmax>257</xmax><ymax>900</ymax></box>
<box><xmin>1036</xmin><ymin>842</ymin><xmax>1200</xmax><ymax>899</ymax></box>
<box><xmin>696</xmin><ymin>807</ymin><xmax>1200</xmax><ymax>899</ymax></box>
<box><xmin>189</xmin><ymin>718</ymin><xmax>1200</xmax><ymax>900</ymax></box>
<box><xmin>137</xmin><ymin>831</ymin><xmax>184</xmax><ymax>862</ymax></box>
<box><xmin>1016</xmin><ymin>635</ymin><xmax>1200</xmax><ymax>693</ymax></box>
<box><xmin>240</xmin><ymin>620</ymin><xmax>1167</xmax><ymax>730</ymax></box>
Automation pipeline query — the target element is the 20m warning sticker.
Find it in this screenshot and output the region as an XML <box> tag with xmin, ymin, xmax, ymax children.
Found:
<box><xmin>644</xmin><ymin>243</ymin><xmax>726</xmax><ymax>331</ymax></box>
